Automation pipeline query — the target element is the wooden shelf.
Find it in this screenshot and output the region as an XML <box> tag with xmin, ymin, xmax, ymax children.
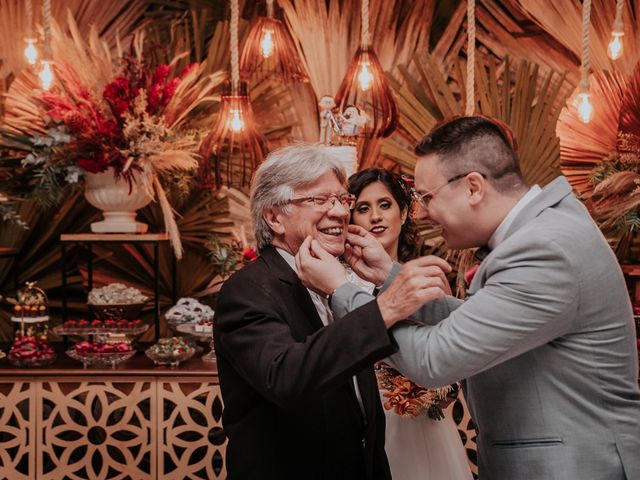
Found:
<box><xmin>0</xmin><ymin>348</ymin><xmax>217</xmax><ymax>378</ymax></box>
<box><xmin>0</xmin><ymin>247</ymin><xmax>18</xmax><ymax>257</ymax></box>
<box><xmin>60</xmin><ymin>233</ymin><xmax>169</xmax><ymax>242</ymax></box>
<box><xmin>621</xmin><ymin>264</ymin><xmax>640</xmax><ymax>305</ymax></box>
<box><xmin>621</xmin><ymin>264</ymin><xmax>640</xmax><ymax>277</ymax></box>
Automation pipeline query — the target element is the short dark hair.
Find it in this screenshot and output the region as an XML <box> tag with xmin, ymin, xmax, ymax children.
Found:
<box><xmin>414</xmin><ymin>116</ymin><xmax>527</xmax><ymax>192</ymax></box>
<box><xmin>348</xmin><ymin>168</ymin><xmax>420</xmax><ymax>262</ymax></box>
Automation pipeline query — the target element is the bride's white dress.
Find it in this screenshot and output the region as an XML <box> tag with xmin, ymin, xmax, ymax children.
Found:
<box><xmin>346</xmin><ymin>268</ymin><xmax>472</xmax><ymax>479</ymax></box>
<box><xmin>382</xmin><ymin>400</ymin><xmax>472</xmax><ymax>479</ymax></box>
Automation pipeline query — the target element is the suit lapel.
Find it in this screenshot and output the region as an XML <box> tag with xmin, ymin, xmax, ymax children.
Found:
<box><xmin>261</xmin><ymin>247</ymin><xmax>371</xmax><ymax>423</ymax></box>
<box><xmin>259</xmin><ymin>247</ymin><xmax>325</xmax><ymax>331</ymax></box>
<box><xmin>355</xmin><ymin>369</ymin><xmax>376</xmax><ymax>426</ymax></box>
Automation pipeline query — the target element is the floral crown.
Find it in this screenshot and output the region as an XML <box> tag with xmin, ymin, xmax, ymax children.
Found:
<box><xmin>399</xmin><ymin>174</ymin><xmax>416</xmax><ymax>203</ymax></box>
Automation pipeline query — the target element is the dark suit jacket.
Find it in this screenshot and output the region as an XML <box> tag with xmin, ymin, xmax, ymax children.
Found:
<box><xmin>214</xmin><ymin>246</ymin><xmax>396</xmax><ymax>480</ymax></box>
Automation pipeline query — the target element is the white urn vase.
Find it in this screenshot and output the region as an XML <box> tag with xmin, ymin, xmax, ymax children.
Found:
<box><xmin>84</xmin><ymin>168</ymin><xmax>154</xmax><ymax>233</ymax></box>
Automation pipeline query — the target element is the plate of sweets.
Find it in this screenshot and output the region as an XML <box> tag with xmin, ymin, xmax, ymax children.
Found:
<box><xmin>67</xmin><ymin>340</ymin><xmax>134</xmax><ymax>369</ymax></box>
<box><xmin>165</xmin><ymin>298</ymin><xmax>214</xmax><ymax>329</ymax></box>
<box><xmin>8</xmin><ymin>336</ymin><xmax>57</xmax><ymax>367</ymax></box>
<box><xmin>145</xmin><ymin>337</ymin><xmax>195</xmax><ymax>367</ymax></box>
<box><xmin>87</xmin><ymin>283</ymin><xmax>148</xmax><ymax>321</ymax></box>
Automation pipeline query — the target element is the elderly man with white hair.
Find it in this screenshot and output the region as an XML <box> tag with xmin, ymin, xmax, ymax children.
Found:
<box><xmin>214</xmin><ymin>144</ymin><xmax>397</xmax><ymax>480</ymax></box>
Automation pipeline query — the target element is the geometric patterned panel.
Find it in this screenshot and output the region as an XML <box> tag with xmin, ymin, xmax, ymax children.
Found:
<box><xmin>37</xmin><ymin>379</ymin><xmax>155</xmax><ymax>480</ymax></box>
<box><xmin>158</xmin><ymin>381</ymin><xmax>226</xmax><ymax>480</ymax></box>
<box><xmin>0</xmin><ymin>381</ymin><xmax>35</xmax><ymax>480</ymax></box>
<box><xmin>447</xmin><ymin>392</ymin><xmax>479</xmax><ymax>479</ymax></box>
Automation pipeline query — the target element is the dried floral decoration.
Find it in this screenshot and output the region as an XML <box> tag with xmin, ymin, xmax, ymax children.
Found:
<box><xmin>0</xmin><ymin>26</ymin><xmax>220</xmax><ymax>258</ymax></box>
<box><xmin>375</xmin><ymin>363</ymin><xmax>458</xmax><ymax>420</ymax></box>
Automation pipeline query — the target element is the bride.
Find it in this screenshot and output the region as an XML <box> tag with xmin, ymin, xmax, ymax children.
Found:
<box><xmin>347</xmin><ymin>168</ymin><xmax>473</xmax><ymax>480</ymax></box>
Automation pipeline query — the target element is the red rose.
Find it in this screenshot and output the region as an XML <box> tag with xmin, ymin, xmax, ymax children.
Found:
<box><xmin>78</xmin><ymin>159</ymin><xmax>107</xmax><ymax>173</ymax></box>
<box><xmin>160</xmin><ymin>78</ymin><xmax>180</xmax><ymax>108</ymax></box>
<box><xmin>242</xmin><ymin>247</ymin><xmax>258</xmax><ymax>262</ymax></box>
<box><xmin>146</xmin><ymin>83</ymin><xmax>163</xmax><ymax>114</ymax></box>
<box><xmin>464</xmin><ymin>263</ymin><xmax>480</xmax><ymax>285</ymax></box>
<box><xmin>151</xmin><ymin>64</ymin><xmax>171</xmax><ymax>86</ymax></box>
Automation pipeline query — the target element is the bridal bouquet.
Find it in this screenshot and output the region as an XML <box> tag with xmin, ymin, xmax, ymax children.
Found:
<box><xmin>375</xmin><ymin>363</ymin><xmax>459</xmax><ymax>420</ymax></box>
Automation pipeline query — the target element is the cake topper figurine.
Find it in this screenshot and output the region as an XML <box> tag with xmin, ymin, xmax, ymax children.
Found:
<box><xmin>318</xmin><ymin>96</ymin><xmax>368</xmax><ymax>145</ymax></box>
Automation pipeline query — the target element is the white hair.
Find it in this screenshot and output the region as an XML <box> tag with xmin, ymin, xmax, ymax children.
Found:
<box><xmin>250</xmin><ymin>143</ymin><xmax>347</xmax><ymax>250</ymax></box>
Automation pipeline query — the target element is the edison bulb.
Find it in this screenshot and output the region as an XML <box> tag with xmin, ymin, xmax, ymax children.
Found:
<box><xmin>24</xmin><ymin>39</ymin><xmax>38</xmax><ymax>65</ymax></box>
<box><xmin>607</xmin><ymin>33</ymin><xmax>623</xmax><ymax>60</ymax></box>
<box><xmin>576</xmin><ymin>93</ymin><xmax>593</xmax><ymax>124</ymax></box>
<box><xmin>261</xmin><ymin>29</ymin><xmax>274</xmax><ymax>59</ymax></box>
<box><xmin>357</xmin><ymin>63</ymin><xmax>373</xmax><ymax>91</ymax></box>
<box><xmin>39</xmin><ymin>60</ymin><xmax>54</xmax><ymax>90</ymax></box>
<box><xmin>230</xmin><ymin>109</ymin><xmax>244</xmax><ymax>133</ymax></box>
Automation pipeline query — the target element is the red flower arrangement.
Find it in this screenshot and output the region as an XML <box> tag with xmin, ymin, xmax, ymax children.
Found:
<box><xmin>0</xmin><ymin>28</ymin><xmax>221</xmax><ymax>257</ymax></box>
<box><xmin>35</xmin><ymin>56</ymin><xmax>199</xmax><ymax>181</ymax></box>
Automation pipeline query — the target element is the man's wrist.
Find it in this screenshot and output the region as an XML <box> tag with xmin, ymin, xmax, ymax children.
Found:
<box><xmin>374</xmin><ymin>259</ymin><xmax>394</xmax><ymax>287</ymax></box>
<box><xmin>326</xmin><ymin>282</ymin><xmax>347</xmax><ymax>308</ymax></box>
<box><xmin>376</xmin><ymin>293</ymin><xmax>399</xmax><ymax>329</ymax></box>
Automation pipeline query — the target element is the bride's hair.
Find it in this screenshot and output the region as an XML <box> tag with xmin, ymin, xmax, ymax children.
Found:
<box><xmin>347</xmin><ymin>168</ymin><xmax>420</xmax><ymax>262</ymax></box>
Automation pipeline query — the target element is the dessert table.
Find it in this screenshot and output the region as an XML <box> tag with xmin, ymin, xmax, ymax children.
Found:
<box><xmin>0</xmin><ymin>347</ymin><xmax>226</xmax><ymax>480</ymax></box>
<box><xmin>60</xmin><ymin>233</ymin><xmax>178</xmax><ymax>340</ymax></box>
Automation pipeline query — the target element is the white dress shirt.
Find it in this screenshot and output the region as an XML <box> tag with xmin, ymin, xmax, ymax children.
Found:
<box><xmin>488</xmin><ymin>185</ymin><xmax>541</xmax><ymax>250</ymax></box>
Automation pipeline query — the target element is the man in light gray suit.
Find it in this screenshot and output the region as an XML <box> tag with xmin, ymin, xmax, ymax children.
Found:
<box><xmin>296</xmin><ymin>116</ymin><xmax>640</xmax><ymax>479</ymax></box>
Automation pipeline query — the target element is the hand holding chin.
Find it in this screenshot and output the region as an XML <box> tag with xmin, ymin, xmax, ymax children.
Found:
<box><xmin>344</xmin><ymin>225</ymin><xmax>393</xmax><ymax>286</ymax></box>
<box><xmin>296</xmin><ymin>236</ymin><xmax>347</xmax><ymax>296</ymax></box>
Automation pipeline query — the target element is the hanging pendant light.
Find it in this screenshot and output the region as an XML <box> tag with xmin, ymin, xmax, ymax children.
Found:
<box><xmin>335</xmin><ymin>0</ymin><xmax>398</xmax><ymax>138</ymax></box>
<box><xmin>200</xmin><ymin>0</ymin><xmax>268</xmax><ymax>189</ymax></box>
<box><xmin>607</xmin><ymin>0</ymin><xmax>625</xmax><ymax>60</ymax></box>
<box><xmin>240</xmin><ymin>0</ymin><xmax>308</xmax><ymax>83</ymax></box>
<box><xmin>24</xmin><ymin>0</ymin><xmax>38</xmax><ymax>65</ymax></box>
<box><xmin>38</xmin><ymin>0</ymin><xmax>54</xmax><ymax>90</ymax></box>
<box><xmin>575</xmin><ymin>0</ymin><xmax>593</xmax><ymax>124</ymax></box>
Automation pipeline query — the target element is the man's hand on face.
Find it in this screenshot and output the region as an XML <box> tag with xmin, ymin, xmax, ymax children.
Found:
<box><xmin>344</xmin><ymin>225</ymin><xmax>394</xmax><ymax>286</ymax></box>
<box><xmin>377</xmin><ymin>256</ymin><xmax>452</xmax><ymax>328</ymax></box>
<box><xmin>296</xmin><ymin>236</ymin><xmax>347</xmax><ymax>296</ymax></box>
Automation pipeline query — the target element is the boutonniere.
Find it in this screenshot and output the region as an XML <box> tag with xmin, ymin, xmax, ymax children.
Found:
<box><xmin>464</xmin><ymin>262</ymin><xmax>480</xmax><ymax>285</ymax></box>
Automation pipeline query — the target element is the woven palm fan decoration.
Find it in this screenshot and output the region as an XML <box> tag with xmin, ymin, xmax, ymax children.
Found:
<box><xmin>557</xmin><ymin>63</ymin><xmax>640</xmax><ymax>261</ymax></box>
<box><xmin>334</xmin><ymin>0</ymin><xmax>398</xmax><ymax>138</ymax></box>
<box><xmin>239</xmin><ymin>0</ymin><xmax>308</xmax><ymax>84</ymax></box>
<box><xmin>200</xmin><ymin>0</ymin><xmax>268</xmax><ymax>189</ymax></box>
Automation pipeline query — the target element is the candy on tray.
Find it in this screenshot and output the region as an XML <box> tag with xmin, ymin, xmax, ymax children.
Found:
<box><xmin>88</xmin><ymin>283</ymin><xmax>148</xmax><ymax>305</ymax></box>
<box><xmin>165</xmin><ymin>298</ymin><xmax>214</xmax><ymax>325</ymax></box>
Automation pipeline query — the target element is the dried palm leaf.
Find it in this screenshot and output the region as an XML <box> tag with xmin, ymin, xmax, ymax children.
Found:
<box><xmin>279</xmin><ymin>0</ymin><xmax>433</xmax><ymax>145</ymax></box>
<box><xmin>514</xmin><ymin>0</ymin><xmax>640</xmax><ymax>78</ymax></box>
<box><xmin>0</xmin><ymin>0</ymin><xmax>147</xmax><ymax>115</ymax></box>
<box><xmin>558</xmin><ymin>62</ymin><xmax>640</xmax><ymax>260</ymax></box>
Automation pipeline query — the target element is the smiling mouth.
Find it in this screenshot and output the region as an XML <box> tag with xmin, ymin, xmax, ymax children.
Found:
<box><xmin>319</xmin><ymin>227</ymin><xmax>344</xmax><ymax>236</ymax></box>
<box><xmin>370</xmin><ymin>226</ymin><xmax>387</xmax><ymax>234</ymax></box>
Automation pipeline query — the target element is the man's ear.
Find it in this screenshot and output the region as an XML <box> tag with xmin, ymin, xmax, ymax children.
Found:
<box><xmin>466</xmin><ymin>172</ymin><xmax>486</xmax><ymax>206</ymax></box>
<box><xmin>263</xmin><ymin>207</ymin><xmax>285</xmax><ymax>235</ymax></box>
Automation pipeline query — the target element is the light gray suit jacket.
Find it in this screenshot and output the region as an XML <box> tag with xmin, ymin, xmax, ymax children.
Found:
<box><xmin>332</xmin><ymin>177</ymin><xmax>640</xmax><ymax>479</ymax></box>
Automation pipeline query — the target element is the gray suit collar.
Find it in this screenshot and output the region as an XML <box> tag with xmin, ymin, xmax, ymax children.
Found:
<box><xmin>502</xmin><ymin>176</ymin><xmax>573</xmax><ymax>243</ymax></box>
<box><xmin>467</xmin><ymin>176</ymin><xmax>573</xmax><ymax>296</ymax></box>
